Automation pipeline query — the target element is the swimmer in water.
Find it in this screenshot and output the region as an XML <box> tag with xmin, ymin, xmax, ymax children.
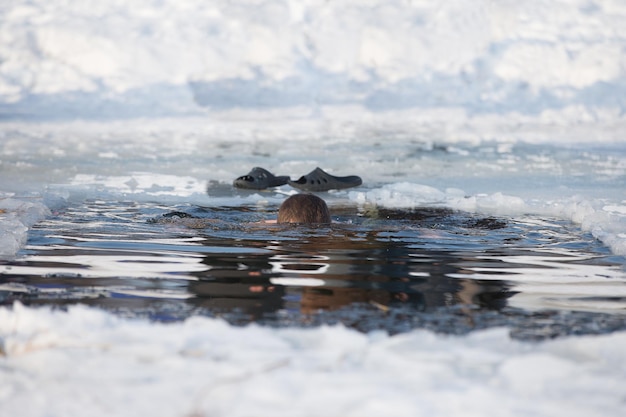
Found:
<box><xmin>153</xmin><ymin>193</ymin><xmax>330</xmax><ymax>226</ymax></box>
<box><xmin>277</xmin><ymin>193</ymin><xmax>331</xmax><ymax>224</ymax></box>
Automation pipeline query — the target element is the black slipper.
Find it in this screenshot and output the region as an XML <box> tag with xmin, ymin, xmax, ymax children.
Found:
<box><xmin>233</xmin><ymin>167</ymin><xmax>289</xmax><ymax>190</ymax></box>
<box><xmin>288</xmin><ymin>167</ymin><xmax>362</xmax><ymax>192</ymax></box>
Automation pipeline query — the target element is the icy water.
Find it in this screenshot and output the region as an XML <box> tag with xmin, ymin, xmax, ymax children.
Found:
<box><xmin>3</xmin><ymin>198</ymin><xmax>624</xmax><ymax>340</ymax></box>
<box><xmin>2</xmin><ymin>1</ymin><xmax>626</xmax><ymax>416</ymax></box>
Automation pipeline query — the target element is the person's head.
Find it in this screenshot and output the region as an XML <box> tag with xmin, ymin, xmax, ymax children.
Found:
<box><xmin>277</xmin><ymin>194</ymin><xmax>331</xmax><ymax>224</ymax></box>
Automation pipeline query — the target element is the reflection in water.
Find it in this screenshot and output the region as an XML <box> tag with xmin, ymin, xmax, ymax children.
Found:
<box><xmin>178</xmin><ymin>220</ymin><xmax>516</xmax><ymax>321</ymax></box>
<box><xmin>0</xmin><ymin>200</ymin><xmax>625</xmax><ymax>338</ymax></box>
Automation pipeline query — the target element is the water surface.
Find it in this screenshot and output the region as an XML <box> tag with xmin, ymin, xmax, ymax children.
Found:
<box><xmin>1</xmin><ymin>199</ymin><xmax>624</xmax><ymax>340</ymax></box>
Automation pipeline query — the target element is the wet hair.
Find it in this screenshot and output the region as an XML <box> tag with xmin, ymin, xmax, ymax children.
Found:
<box><xmin>277</xmin><ymin>194</ymin><xmax>331</xmax><ymax>224</ymax></box>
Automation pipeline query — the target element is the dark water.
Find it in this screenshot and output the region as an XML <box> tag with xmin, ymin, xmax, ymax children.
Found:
<box><xmin>1</xmin><ymin>199</ymin><xmax>625</xmax><ymax>340</ymax></box>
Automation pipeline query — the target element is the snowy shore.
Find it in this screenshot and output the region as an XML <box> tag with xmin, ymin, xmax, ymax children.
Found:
<box><xmin>1</xmin><ymin>2</ymin><xmax>625</xmax><ymax>416</ymax></box>
<box><xmin>1</xmin><ymin>303</ymin><xmax>625</xmax><ymax>417</ymax></box>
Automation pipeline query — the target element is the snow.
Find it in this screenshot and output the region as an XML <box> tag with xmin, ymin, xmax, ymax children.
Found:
<box><xmin>1</xmin><ymin>1</ymin><xmax>626</xmax><ymax>415</ymax></box>
<box><xmin>1</xmin><ymin>303</ymin><xmax>625</xmax><ymax>417</ymax></box>
<box><xmin>1</xmin><ymin>0</ymin><xmax>625</xmax><ymax>118</ymax></box>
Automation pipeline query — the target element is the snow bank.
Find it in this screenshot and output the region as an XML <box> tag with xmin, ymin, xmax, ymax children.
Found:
<box><xmin>1</xmin><ymin>303</ymin><xmax>625</xmax><ymax>417</ymax></box>
<box><xmin>0</xmin><ymin>0</ymin><xmax>625</xmax><ymax>119</ymax></box>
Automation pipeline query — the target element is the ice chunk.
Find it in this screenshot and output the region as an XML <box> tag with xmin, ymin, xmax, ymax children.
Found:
<box><xmin>0</xmin><ymin>198</ymin><xmax>50</xmax><ymax>258</ymax></box>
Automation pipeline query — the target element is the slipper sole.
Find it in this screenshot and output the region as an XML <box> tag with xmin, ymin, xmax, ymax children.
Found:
<box><xmin>233</xmin><ymin>167</ymin><xmax>289</xmax><ymax>189</ymax></box>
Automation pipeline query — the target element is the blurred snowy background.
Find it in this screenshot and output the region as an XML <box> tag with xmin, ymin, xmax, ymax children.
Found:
<box><xmin>1</xmin><ymin>0</ymin><xmax>625</xmax><ymax>123</ymax></box>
